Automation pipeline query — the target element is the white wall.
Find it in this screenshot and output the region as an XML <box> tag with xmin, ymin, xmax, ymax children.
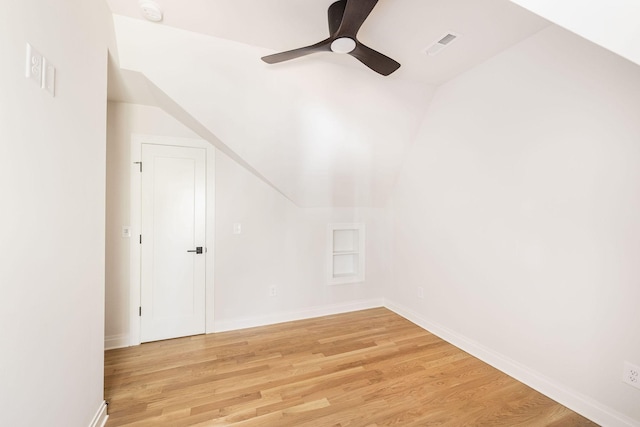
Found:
<box><xmin>389</xmin><ymin>25</ymin><xmax>640</xmax><ymax>425</ymax></box>
<box><xmin>0</xmin><ymin>0</ymin><xmax>113</xmax><ymax>426</ymax></box>
<box><xmin>106</xmin><ymin>102</ymin><xmax>388</xmax><ymax>341</ymax></box>
<box><xmin>214</xmin><ymin>151</ymin><xmax>389</xmax><ymax>331</ymax></box>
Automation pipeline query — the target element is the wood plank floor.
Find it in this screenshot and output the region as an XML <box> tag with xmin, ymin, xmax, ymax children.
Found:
<box><xmin>104</xmin><ymin>308</ymin><xmax>598</xmax><ymax>426</ymax></box>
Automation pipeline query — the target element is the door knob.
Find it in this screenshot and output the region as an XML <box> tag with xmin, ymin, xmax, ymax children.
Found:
<box><xmin>187</xmin><ymin>246</ymin><xmax>203</xmax><ymax>254</ymax></box>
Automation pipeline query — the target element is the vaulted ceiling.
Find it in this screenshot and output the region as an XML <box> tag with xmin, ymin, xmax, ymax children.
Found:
<box><xmin>106</xmin><ymin>0</ymin><xmax>554</xmax><ymax>207</ymax></box>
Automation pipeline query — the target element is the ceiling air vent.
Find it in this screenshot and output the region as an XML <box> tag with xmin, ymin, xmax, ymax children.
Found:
<box><xmin>425</xmin><ymin>32</ymin><xmax>460</xmax><ymax>56</ymax></box>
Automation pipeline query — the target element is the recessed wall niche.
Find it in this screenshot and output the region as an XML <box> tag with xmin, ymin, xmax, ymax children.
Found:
<box><xmin>328</xmin><ymin>223</ymin><xmax>365</xmax><ymax>285</ymax></box>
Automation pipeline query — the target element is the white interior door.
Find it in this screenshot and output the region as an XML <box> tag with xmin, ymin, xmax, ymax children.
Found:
<box><xmin>141</xmin><ymin>144</ymin><xmax>206</xmax><ymax>343</ymax></box>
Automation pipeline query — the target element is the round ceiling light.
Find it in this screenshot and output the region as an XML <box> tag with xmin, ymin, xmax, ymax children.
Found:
<box><xmin>330</xmin><ymin>37</ymin><xmax>356</xmax><ymax>54</ymax></box>
<box><xmin>139</xmin><ymin>0</ymin><xmax>163</xmax><ymax>22</ymax></box>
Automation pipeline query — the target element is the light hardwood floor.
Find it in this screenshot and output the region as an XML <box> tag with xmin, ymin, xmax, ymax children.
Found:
<box><xmin>104</xmin><ymin>308</ymin><xmax>598</xmax><ymax>426</ymax></box>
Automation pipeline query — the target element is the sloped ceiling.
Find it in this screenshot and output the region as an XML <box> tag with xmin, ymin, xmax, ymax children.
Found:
<box><xmin>511</xmin><ymin>0</ymin><xmax>640</xmax><ymax>67</ymax></box>
<box><xmin>106</xmin><ymin>0</ymin><xmax>550</xmax><ymax>207</ymax></box>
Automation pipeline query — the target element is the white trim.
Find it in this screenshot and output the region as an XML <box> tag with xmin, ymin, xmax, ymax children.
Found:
<box><xmin>384</xmin><ymin>299</ymin><xmax>640</xmax><ymax>427</ymax></box>
<box><xmin>104</xmin><ymin>333</ymin><xmax>129</xmax><ymax>350</ymax></box>
<box><xmin>214</xmin><ymin>299</ymin><xmax>384</xmax><ymax>333</ymax></box>
<box><xmin>88</xmin><ymin>401</ymin><xmax>108</xmax><ymax>427</ymax></box>
<box><xmin>129</xmin><ymin>135</ymin><xmax>141</xmax><ymax>346</ymax></box>
<box><xmin>129</xmin><ymin>134</ymin><xmax>215</xmax><ymax>346</ymax></box>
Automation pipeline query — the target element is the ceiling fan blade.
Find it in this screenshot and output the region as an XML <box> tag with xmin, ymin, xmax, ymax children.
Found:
<box><xmin>328</xmin><ymin>0</ymin><xmax>347</xmax><ymax>36</ymax></box>
<box><xmin>349</xmin><ymin>43</ymin><xmax>401</xmax><ymax>76</ymax></box>
<box><xmin>261</xmin><ymin>39</ymin><xmax>332</xmax><ymax>64</ymax></box>
<box><xmin>336</xmin><ymin>0</ymin><xmax>379</xmax><ymax>37</ymax></box>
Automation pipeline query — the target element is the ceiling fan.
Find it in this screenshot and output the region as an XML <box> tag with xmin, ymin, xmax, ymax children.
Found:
<box><xmin>261</xmin><ymin>0</ymin><xmax>400</xmax><ymax>76</ymax></box>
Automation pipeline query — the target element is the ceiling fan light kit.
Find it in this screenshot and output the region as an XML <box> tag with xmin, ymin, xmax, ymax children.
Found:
<box><xmin>331</xmin><ymin>37</ymin><xmax>357</xmax><ymax>54</ymax></box>
<box><xmin>261</xmin><ymin>0</ymin><xmax>400</xmax><ymax>76</ymax></box>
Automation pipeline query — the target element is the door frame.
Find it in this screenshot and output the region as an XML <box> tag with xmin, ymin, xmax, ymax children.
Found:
<box><xmin>129</xmin><ymin>134</ymin><xmax>215</xmax><ymax>346</ymax></box>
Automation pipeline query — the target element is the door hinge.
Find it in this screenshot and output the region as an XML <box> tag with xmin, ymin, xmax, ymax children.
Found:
<box><xmin>134</xmin><ymin>161</ymin><xmax>142</xmax><ymax>172</ymax></box>
<box><xmin>139</xmin><ymin>306</ymin><xmax>142</xmax><ymax>317</ymax></box>
<box><xmin>139</xmin><ymin>234</ymin><xmax>142</xmax><ymax>244</ymax></box>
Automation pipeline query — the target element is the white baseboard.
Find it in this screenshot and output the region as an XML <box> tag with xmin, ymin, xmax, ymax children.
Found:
<box><xmin>213</xmin><ymin>298</ymin><xmax>385</xmax><ymax>333</ymax></box>
<box><xmin>105</xmin><ymin>333</ymin><xmax>129</xmax><ymax>350</ymax></box>
<box><xmin>384</xmin><ymin>299</ymin><xmax>639</xmax><ymax>427</ymax></box>
<box><xmin>88</xmin><ymin>400</ymin><xmax>108</xmax><ymax>427</ymax></box>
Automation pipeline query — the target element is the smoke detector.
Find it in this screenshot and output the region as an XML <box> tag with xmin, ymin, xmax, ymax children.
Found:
<box><xmin>425</xmin><ymin>32</ymin><xmax>460</xmax><ymax>56</ymax></box>
<box><xmin>139</xmin><ymin>0</ymin><xmax>163</xmax><ymax>22</ymax></box>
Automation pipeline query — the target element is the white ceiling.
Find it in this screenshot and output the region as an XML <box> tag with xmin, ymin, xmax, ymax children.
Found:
<box><xmin>106</xmin><ymin>0</ymin><xmax>550</xmax><ymax>207</ymax></box>
<box><xmin>106</xmin><ymin>0</ymin><xmax>550</xmax><ymax>84</ymax></box>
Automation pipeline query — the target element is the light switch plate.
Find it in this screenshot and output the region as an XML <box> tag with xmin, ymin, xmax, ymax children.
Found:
<box><xmin>233</xmin><ymin>223</ymin><xmax>242</xmax><ymax>234</ymax></box>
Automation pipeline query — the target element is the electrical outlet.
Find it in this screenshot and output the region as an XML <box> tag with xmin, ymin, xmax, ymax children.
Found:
<box><xmin>418</xmin><ymin>287</ymin><xmax>424</xmax><ymax>299</ymax></box>
<box><xmin>25</xmin><ymin>43</ymin><xmax>43</xmax><ymax>85</ymax></box>
<box><xmin>269</xmin><ymin>286</ymin><xmax>277</xmax><ymax>297</ymax></box>
<box><xmin>623</xmin><ymin>362</ymin><xmax>640</xmax><ymax>389</ymax></box>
